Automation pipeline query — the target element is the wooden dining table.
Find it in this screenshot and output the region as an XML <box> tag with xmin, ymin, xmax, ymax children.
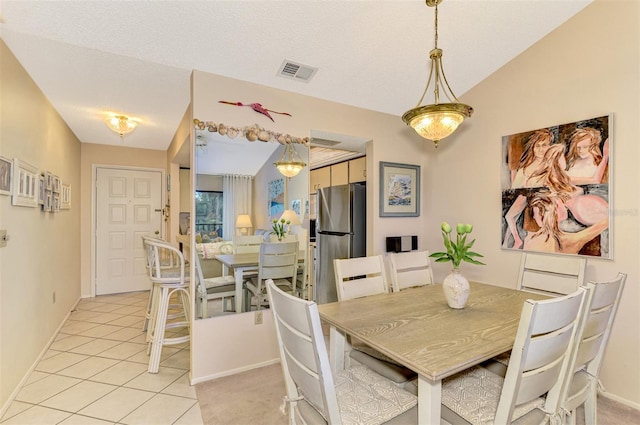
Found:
<box><xmin>215</xmin><ymin>252</ymin><xmax>305</xmax><ymax>313</ymax></box>
<box><xmin>317</xmin><ymin>282</ymin><xmax>547</xmax><ymax>425</ymax></box>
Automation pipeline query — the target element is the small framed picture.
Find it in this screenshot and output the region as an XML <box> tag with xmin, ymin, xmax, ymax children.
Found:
<box><xmin>0</xmin><ymin>156</ymin><xmax>12</xmax><ymax>196</ymax></box>
<box><xmin>61</xmin><ymin>184</ymin><xmax>71</xmax><ymax>210</ymax></box>
<box><xmin>45</xmin><ymin>171</ymin><xmax>52</xmax><ymax>191</ymax></box>
<box><xmin>38</xmin><ymin>174</ymin><xmax>45</xmax><ymax>205</ymax></box>
<box><xmin>52</xmin><ymin>193</ymin><xmax>61</xmax><ymax>213</ymax></box>
<box><xmin>12</xmin><ymin>158</ymin><xmax>39</xmax><ymax>208</ymax></box>
<box><xmin>44</xmin><ymin>190</ymin><xmax>52</xmax><ymax>212</ymax></box>
<box><xmin>379</xmin><ymin>161</ymin><xmax>421</xmax><ymax>217</ymax></box>
<box><xmin>52</xmin><ymin>175</ymin><xmax>61</xmax><ymax>194</ymax></box>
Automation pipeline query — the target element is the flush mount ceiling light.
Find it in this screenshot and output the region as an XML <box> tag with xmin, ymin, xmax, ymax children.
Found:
<box><xmin>402</xmin><ymin>0</ymin><xmax>473</xmax><ymax>148</ymax></box>
<box><xmin>105</xmin><ymin>115</ymin><xmax>138</xmax><ymax>140</ymax></box>
<box><xmin>274</xmin><ymin>143</ymin><xmax>307</xmax><ymax>178</ymax></box>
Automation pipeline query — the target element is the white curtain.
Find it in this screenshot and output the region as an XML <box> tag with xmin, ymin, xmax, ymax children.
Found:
<box><xmin>223</xmin><ymin>174</ymin><xmax>253</xmax><ymax>240</ymax></box>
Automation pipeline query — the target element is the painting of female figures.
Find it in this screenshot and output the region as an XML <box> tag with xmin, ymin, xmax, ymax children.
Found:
<box><xmin>501</xmin><ymin>115</ymin><xmax>611</xmax><ymax>258</ymax></box>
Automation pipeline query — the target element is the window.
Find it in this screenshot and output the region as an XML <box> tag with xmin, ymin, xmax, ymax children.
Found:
<box><xmin>195</xmin><ymin>191</ymin><xmax>223</xmax><ymax>241</ymax></box>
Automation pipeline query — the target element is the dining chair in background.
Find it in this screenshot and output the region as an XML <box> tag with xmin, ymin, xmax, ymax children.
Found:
<box><xmin>265</xmin><ymin>279</ymin><xmax>418</xmax><ymax>425</ymax></box>
<box><xmin>518</xmin><ymin>252</ymin><xmax>586</xmax><ymax>296</ymax></box>
<box><xmin>293</xmin><ymin>228</ymin><xmax>310</xmax><ymax>299</ymax></box>
<box><xmin>194</xmin><ymin>255</ymin><xmax>236</xmax><ymax>318</ymax></box>
<box><xmin>492</xmin><ymin>251</ymin><xmax>588</xmax><ymax>369</ymax></box>
<box><xmin>233</xmin><ymin>234</ymin><xmax>263</xmax><ymax>254</ymax></box>
<box><xmin>333</xmin><ymin>256</ymin><xmax>417</xmax><ymax>388</ymax></box>
<box><xmin>269</xmin><ymin>231</ymin><xmax>309</xmax><ymax>299</ymax></box>
<box><xmin>142</xmin><ymin>236</ymin><xmax>191</xmax><ymax>373</ymax></box>
<box><xmin>388</xmin><ymin>250</ymin><xmax>434</xmax><ymax>292</ymax></box>
<box><xmin>561</xmin><ymin>273</ymin><xmax>626</xmax><ymax>425</ymax></box>
<box><xmin>441</xmin><ymin>287</ymin><xmax>587</xmax><ymax>425</ymax></box>
<box><xmin>244</xmin><ymin>241</ymin><xmax>298</xmax><ymax>311</ymax></box>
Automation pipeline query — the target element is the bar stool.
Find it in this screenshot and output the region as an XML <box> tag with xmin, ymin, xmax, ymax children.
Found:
<box><xmin>142</xmin><ymin>236</ymin><xmax>191</xmax><ymax>373</ymax></box>
<box><xmin>141</xmin><ymin>235</ymin><xmax>184</xmax><ymax>333</ymax></box>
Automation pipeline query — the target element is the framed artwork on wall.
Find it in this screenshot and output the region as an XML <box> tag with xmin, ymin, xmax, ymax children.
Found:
<box><xmin>501</xmin><ymin>114</ymin><xmax>611</xmax><ymax>258</ymax></box>
<box><xmin>52</xmin><ymin>175</ymin><xmax>61</xmax><ymax>193</ymax></box>
<box><xmin>61</xmin><ymin>183</ymin><xmax>71</xmax><ymax>210</ymax></box>
<box><xmin>379</xmin><ymin>161</ymin><xmax>420</xmax><ymax>217</ymax></box>
<box><xmin>267</xmin><ymin>178</ymin><xmax>285</xmax><ymax>219</ymax></box>
<box><xmin>12</xmin><ymin>158</ymin><xmax>38</xmax><ymax>208</ymax></box>
<box><xmin>38</xmin><ymin>174</ymin><xmax>45</xmax><ymax>205</ymax></box>
<box><xmin>0</xmin><ymin>156</ymin><xmax>12</xmax><ymax>196</ymax></box>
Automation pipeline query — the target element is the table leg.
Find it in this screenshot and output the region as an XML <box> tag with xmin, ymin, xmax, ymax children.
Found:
<box><xmin>328</xmin><ymin>326</ymin><xmax>345</xmax><ymax>374</ymax></box>
<box><xmin>235</xmin><ymin>268</ymin><xmax>244</xmax><ymax>313</ymax></box>
<box><xmin>418</xmin><ymin>374</ymin><xmax>441</xmax><ymax>425</ymax></box>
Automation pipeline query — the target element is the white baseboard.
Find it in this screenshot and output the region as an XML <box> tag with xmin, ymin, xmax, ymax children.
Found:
<box><xmin>189</xmin><ymin>358</ymin><xmax>280</xmax><ymax>386</ymax></box>
<box><xmin>600</xmin><ymin>389</ymin><xmax>640</xmax><ymax>411</ymax></box>
<box><xmin>0</xmin><ymin>297</ymin><xmax>81</xmax><ymax>419</ymax></box>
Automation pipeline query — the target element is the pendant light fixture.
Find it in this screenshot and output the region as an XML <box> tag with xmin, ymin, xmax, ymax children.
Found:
<box><xmin>274</xmin><ymin>143</ymin><xmax>307</xmax><ymax>178</ymax></box>
<box><xmin>105</xmin><ymin>115</ymin><xmax>138</xmax><ymax>140</ymax></box>
<box><xmin>402</xmin><ymin>0</ymin><xmax>473</xmax><ymax>148</ymax></box>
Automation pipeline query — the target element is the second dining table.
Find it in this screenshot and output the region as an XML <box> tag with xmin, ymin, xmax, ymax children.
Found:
<box><xmin>317</xmin><ymin>281</ymin><xmax>548</xmax><ymax>425</ymax></box>
<box><xmin>215</xmin><ymin>251</ymin><xmax>305</xmax><ymax>313</ymax></box>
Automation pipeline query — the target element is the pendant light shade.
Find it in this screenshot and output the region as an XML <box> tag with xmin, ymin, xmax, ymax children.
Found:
<box><xmin>274</xmin><ymin>143</ymin><xmax>306</xmax><ymax>178</ymax></box>
<box><xmin>402</xmin><ymin>0</ymin><xmax>473</xmax><ymax>148</ymax></box>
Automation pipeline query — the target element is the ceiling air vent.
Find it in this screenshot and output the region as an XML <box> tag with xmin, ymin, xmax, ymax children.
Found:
<box><xmin>311</xmin><ymin>138</ymin><xmax>341</xmax><ymax>147</ymax></box>
<box><xmin>278</xmin><ymin>60</ymin><xmax>318</xmax><ymax>82</ymax></box>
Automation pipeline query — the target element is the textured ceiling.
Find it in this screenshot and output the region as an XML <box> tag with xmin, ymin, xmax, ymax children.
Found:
<box><xmin>0</xmin><ymin>0</ymin><xmax>592</xmax><ymax>154</ymax></box>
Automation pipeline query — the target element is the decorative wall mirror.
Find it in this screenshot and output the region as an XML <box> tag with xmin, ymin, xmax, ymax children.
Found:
<box><xmin>191</xmin><ymin>124</ymin><xmax>310</xmax><ymax>319</ymax></box>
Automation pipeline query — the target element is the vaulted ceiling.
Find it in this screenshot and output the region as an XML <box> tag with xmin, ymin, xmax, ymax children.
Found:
<box><xmin>1</xmin><ymin>1</ymin><xmax>592</xmax><ymax>152</ymax></box>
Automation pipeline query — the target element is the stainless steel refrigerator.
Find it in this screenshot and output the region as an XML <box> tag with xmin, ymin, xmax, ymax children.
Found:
<box><xmin>314</xmin><ymin>182</ymin><xmax>366</xmax><ymax>304</ymax></box>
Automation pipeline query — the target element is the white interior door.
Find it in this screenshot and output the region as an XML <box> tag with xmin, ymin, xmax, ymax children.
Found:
<box><xmin>96</xmin><ymin>167</ymin><xmax>163</xmax><ymax>295</ymax></box>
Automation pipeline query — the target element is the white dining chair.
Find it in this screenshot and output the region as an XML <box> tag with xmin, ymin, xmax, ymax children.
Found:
<box><xmin>561</xmin><ymin>273</ymin><xmax>626</xmax><ymax>425</ymax></box>
<box><xmin>388</xmin><ymin>250</ymin><xmax>434</xmax><ymax>292</ymax></box>
<box><xmin>265</xmin><ymin>279</ymin><xmax>418</xmax><ymax>425</ymax></box>
<box><xmin>518</xmin><ymin>252</ymin><xmax>586</xmax><ymax>296</ymax></box>
<box><xmin>441</xmin><ymin>287</ymin><xmax>587</xmax><ymax>425</ymax></box>
<box><xmin>233</xmin><ymin>234</ymin><xmax>263</xmax><ymax>254</ymax></box>
<box><xmin>492</xmin><ymin>252</ymin><xmax>588</xmax><ymax>369</ymax></box>
<box><xmin>194</xmin><ymin>255</ymin><xmax>237</xmax><ymax>318</ymax></box>
<box><xmin>334</xmin><ymin>256</ymin><xmax>417</xmax><ymax>387</ymax></box>
<box><xmin>244</xmin><ymin>241</ymin><xmax>298</xmax><ymax>311</ymax></box>
<box><xmin>334</xmin><ymin>255</ymin><xmax>389</xmax><ymax>301</ymax></box>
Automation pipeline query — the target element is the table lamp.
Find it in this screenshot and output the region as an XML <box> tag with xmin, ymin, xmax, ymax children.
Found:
<box><xmin>235</xmin><ymin>214</ymin><xmax>253</xmax><ymax>235</ymax></box>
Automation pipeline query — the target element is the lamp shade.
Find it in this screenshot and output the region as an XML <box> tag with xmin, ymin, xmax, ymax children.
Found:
<box><xmin>274</xmin><ymin>143</ymin><xmax>306</xmax><ymax>178</ymax></box>
<box><xmin>279</xmin><ymin>209</ymin><xmax>301</xmax><ymax>225</ymax></box>
<box><xmin>105</xmin><ymin>115</ymin><xmax>138</xmax><ymax>137</ymax></box>
<box><xmin>235</xmin><ymin>214</ymin><xmax>253</xmax><ymax>228</ymax></box>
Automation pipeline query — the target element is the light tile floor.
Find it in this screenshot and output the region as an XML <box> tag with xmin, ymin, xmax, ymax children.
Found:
<box><xmin>0</xmin><ymin>291</ymin><xmax>203</xmax><ymax>425</ymax></box>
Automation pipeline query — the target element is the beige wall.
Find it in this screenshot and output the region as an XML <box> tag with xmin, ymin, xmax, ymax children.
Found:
<box><xmin>0</xmin><ymin>41</ymin><xmax>82</xmax><ymax>409</ymax></box>
<box><xmin>79</xmin><ymin>144</ymin><xmax>167</xmax><ymax>297</ymax></box>
<box><xmin>424</xmin><ymin>0</ymin><xmax>639</xmax><ymax>406</ymax></box>
<box><xmin>190</xmin><ymin>69</ymin><xmax>428</xmax><ymax>382</ymax></box>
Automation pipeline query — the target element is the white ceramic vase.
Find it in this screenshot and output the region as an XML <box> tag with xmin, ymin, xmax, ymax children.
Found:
<box><xmin>442</xmin><ymin>268</ymin><xmax>470</xmax><ymax>309</ymax></box>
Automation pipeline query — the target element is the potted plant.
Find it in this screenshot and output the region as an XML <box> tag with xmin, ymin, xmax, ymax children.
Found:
<box><xmin>271</xmin><ymin>218</ymin><xmax>291</xmax><ymax>241</ymax></box>
<box><xmin>430</xmin><ymin>222</ymin><xmax>484</xmax><ymax>308</ymax></box>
